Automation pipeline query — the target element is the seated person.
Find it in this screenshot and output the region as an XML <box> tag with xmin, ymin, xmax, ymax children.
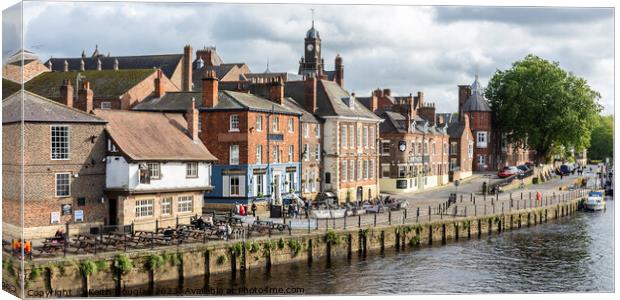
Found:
<box><xmin>163</xmin><ymin>227</ymin><xmax>174</xmax><ymax>242</ymax></box>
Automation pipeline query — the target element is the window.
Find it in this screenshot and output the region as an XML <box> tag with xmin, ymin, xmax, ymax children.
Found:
<box><xmin>468</xmin><ymin>141</ymin><xmax>474</xmax><ymax>158</ymax></box>
<box><xmin>369</xmin><ymin>127</ymin><xmax>375</xmax><ymax>148</ymax></box>
<box><xmin>477</xmin><ymin>131</ymin><xmax>488</xmax><ymax>148</ymax></box>
<box><xmin>229</xmin><ymin>115</ymin><xmax>239</xmax><ymax>132</ymax></box>
<box><xmin>288</xmin><ymin>145</ymin><xmax>294</xmax><ymax>162</ymax></box>
<box><xmin>55</xmin><ymin>173</ymin><xmax>70</xmax><ymax>197</ymax></box>
<box><xmin>342</xmin><ymin>161</ymin><xmax>348</xmax><ymax>182</ymax></box>
<box><xmin>273</xmin><ymin>145</ymin><xmax>279</xmax><ymax>162</ymax></box>
<box><xmin>349</xmin><ymin>125</ymin><xmax>354</xmax><ymax>148</ymax></box>
<box><xmin>444</xmin><ymin>143</ymin><xmax>448</xmax><ymax>154</ymax></box>
<box><xmin>303</xmin><ymin>144</ymin><xmax>309</xmax><ymax>161</ymax></box>
<box><xmin>51</xmin><ymin>125</ymin><xmax>70</xmax><ymax>160</ymax></box>
<box><xmin>357</xmin><ymin>127</ymin><xmax>362</xmax><ymax>148</ymax></box>
<box><xmin>363</xmin><ymin>160</ymin><xmax>368</xmax><ymax>179</ymax></box>
<box><xmin>288</xmin><ymin>172</ymin><xmax>296</xmax><ymax>192</ymax></box>
<box><xmin>230</xmin><ymin>176</ymin><xmax>241</xmax><ymax>196</ymax></box>
<box><xmin>398</xmin><ymin>166</ymin><xmax>406</xmax><ymax>177</ymax></box>
<box><xmin>139</xmin><ymin>165</ymin><xmax>150</xmax><ymax>184</ymax></box>
<box><xmin>432</xmin><ymin>142</ymin><xmax>436</xmax><ymax>155</ymax></box>
<box><xmin>478</xmin><ymin>155</ymin><xmax>486</xmax><ymax>165</ymax></box>
<box><xmin>186</xmin><ymin>162</ymin><xmax>198</xmax><ymax>178</ymax></box>
<box><xmin>230</xmin><ymin>145</ymin><xmax>239</xmax><ymax>165</ymax></box>
<box><xmin>309</xmin><ymin>171</ymin><xmax>316</xmax><ymax>192</ymax></box>
<box><xmin>161</xmin><ymin>197</ymin><xmax>172</xmax><ymax>215</ymax></box>
<box><xmin>349</xmin><ymin>160</ymin><xmax>355</xmax><ymax>181</ymax></box>
<box><xmin>272</xmin><ymin>116</ymin><xmax>279</xmax><ymax>132</ymax></box>
<box><xmin>303</xmin><ymin>123</ymin><xmax>309</xmax><ymax>137</ymax></box>
<box><xmin>135</xmin><ymin>199</ymin><xmax>154</xmax><ymax>217</ymax></box>
<box><xmin>198</xmin><ymin>118</ymin><xmax>202</xmax><ymax>133</ymax></box>
<box><xmin>255</xmin><ymin>174</ymin><xmax>264</xmax><ymax>196</ymax></box>
<box><xmin>288</xmin><ymin>118</ymin><xmax>294</xmax><ymax>133</ymax></box>
<box><xmin>369</xmin><ymin>160</ymin><xmax>375</xmax><ymax>179</ymax></box>
<box><xmin>381</xmin><ymin>142</ymin><xmax>390</xmax><ymax>155</ymax></box>
<box><xmin>107</xmin><ymin>139</ymin><xmax>118</xmax><ymax>152</ymax></box>
<box><xmin>417</xmin><ymin>142</ymin><xmax>422</xmax><ymax>154</ymax></box>
<box><xmin>450</xmin><ymin>142</ymin><xmax>457</xmax><ymax>155</ymax></box>
<box><xmin>147</xmin><ymin>162</ymin><xmax>160</xmax><ymax>179</ymax></box>
<box><xmin>325</xmin><ymin>172</ymin><xmax>331</xmax><ymax>184</ymax></box>
<box><xmin>381</xmin><ymin>164</ymin><xmax>390</xmax><ymax>178</ymax></box>
<box><xmin>256</xmin><ymin>145</ymin><xmax>262</xmax><ymax>164</ymax></box>
<box><xmin>100</xmin><ymin>102</ymin><xmax>112</xmax><ymax>109</ymax></box>
<box><xmin>177</xmin><ymin>196</ymin><xmax>193</xmax><ymax>213</ymax></box>
<box><xmin>341</xmin><ymin>125</ymin><xmax>348</xmax><ymax>148</ymax></box>
<box><xmin>363</xmin><ymin>127</ymin><xmax>368</xmax><ymax>148</ymax></box>
<box><xmin>424</xmin><ymin>142</ymin><xmax>428</xmax><ymax>154</ymax></box>
<box><xmin>256</xmin><ymin>115</ymin><xmax>262</xmax><ymax>131</ymax></box>
<box><xmin>315</xmin><ymin>124</ymin><xmax>320</xmax><ymax>137</ymax></box>
<box><xmin>316</xmin><ymin>143</ymin><xmax>321</xmax><ymax>161</ymax></box>
<box><xmin>450</xmin><ymin>158</ymin><xmax>457</xmax><ymax>171</ymax></box>
<box><xmin>357</xmin><ymin>160</ymin><xmax>362</xmax><ymax>180</ymax></box>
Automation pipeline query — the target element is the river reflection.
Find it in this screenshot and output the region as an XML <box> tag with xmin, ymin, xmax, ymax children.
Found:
<box><xmin>130</xmin><ymin>199</ymin><xmax>614</xmax><ymax>295</ymax></box>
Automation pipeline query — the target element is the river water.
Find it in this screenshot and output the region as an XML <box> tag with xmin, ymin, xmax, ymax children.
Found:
<box><xmin>159</xmin><ymin>199</ymin><xmax>614</xmax><ymax>295</ymax></box>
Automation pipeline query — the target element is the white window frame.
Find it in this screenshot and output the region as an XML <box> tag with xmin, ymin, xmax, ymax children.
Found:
<box><xmin>477</xmin><ymin>131</ymin><xmax>488</xmax><ymax>148</ymax></box>
<box><xmin>381</xmin><ymin>142</ymin><xmax>390</xmax><ymax>155</ymax></box>
<box><xmin>288</xmin><ymin>145</ymin><xmax>294</xmax><ymax>162</ymax></box>
<box><xmin>357</xmin><ymin>160</ymin><xmax>362</xmax><ymax>180</ymax></box>
<box><xmin>468</xmin><ymin>141</ymin><xmax>474</xmax><ymax>158</ymax></box>
<box><xmin>230</xmin><ymin>145</ymin><xmax>239</xmax><ymax>165</ymax></box>
<box><xmin>229</xmin><ymin>115</ymin><xmax>240</xmax><ymax>132</ymax></box>
<box><xmin>55</xmin><ymin>172</ymin><xmax>71</xmax><ymax>197</ymax></box>
<box><xmin>256</xmin><ymin>145</ymin><xmax>262</xmax><ymax>165</ymax></box>
<box><xmin>288</xmin><ymin>118</ymin><xmax>294</xmax><ymax>133</ymax></box>
<box><xmin>363</xmin><ymin>160</ymin><xmax>368</xmax><ymax>179</ymax></box>
<box><xmin>100</xmin><ymin>101</ymin><xmax>112</xmax><ymax>109</ymax></box>
<box><xmin>256</xmin><ymin>115</ymin><xmax>262</xmax><ymax>132</ymax></box>
<box><xmin>107</xmin><ymin>139</ymin><xmax>118</xmax><ymax>152</ymax></box>
<box><xmin>147</xmin><ymin>162</ymin><xmax>161</xmax><ymax>179</ymax></box>
<box><xmin>342</xmin><ymin>125</ymin><xmax>348</xmax><ymax>148</ymax></box>
<box><xmin>381</xmin><ymin>163</ymin><xmax>390</xmax><ymax>178</ymax></box>
<box><xmin>316</xmin><ymin>143</ymin><xmax>321</xmax><ymax>161</ymax></box>
<box><xmin>342</xmin><ymin>161</ymin><xmax>348</xmax><ymax>182</ymax></box>
<box><xmin>349</xmin><ymin>160</ymin><xmax>355</xmax><ymax>181</ymax></box>
<box><xmin>177</xmin><ymin>196</ymin><xmax>193</xmax><ymax>213</ymax></box>
<box><xmin>450</xmin><ymin>142</ymin><xmax>457</xmax><ymax>155</ymax></box>
<box><xmin>272</xmin><ymin>116</ymin><xmax>279</xmax><ymax>132</ymax></box>
<box><xmin>51</xmin><ymin>125</ymin><xmax>70</xmax><ymax>160</ymax></box>
<box><xmin>369</xmin><ymin>160</ymin><xmax>375</xmax><ymax>179</ymax></box>
<box><xmin>303</xmin><ymin>144</ymin><xmax>309</xmax><ymax>161</ymax></box>
<box><xmin>255</xmin><ymin>174</ymin><xmax>264</xmax><ymax>196</ymax></box>
<box><xmin>315</xmin><ymin>124</ymin><xmax>320</xmax><ymax>138</ymax></box>
<box><xmin>161</xmin><ymin>197</ymin><xmax>172</xmax><ymax>215</ymax></box>
<box><xmin>186</xmin><ymin>162</ymin><xmax>198</xmax><ymax>178</ymax></box>
<box><xmin>273</xmin><ymin>145</ymin><xmax>279</xmax><ymax>162</ymax></box>
<box><xmin>349</xmin><ymin>125</ymin><xmax>354</xmax><ymax>148</ymax></box>
<box><xmin>303</xmin><ymin>123</ymin><xmax>308</xmax><ymax>137</ymax></box>
<box><xmin>135</xmin><ymin>199</ymin><xmax>154</xmax><ymax>218</ymax></box>
<box><xmin>363</xmin><ymin>126</ymin><xmax>368</xmax><ymax>148</ymax></box>
<box><xmin>357</xmin><ymin>126</ymin><xmax>362</xmax><ymax>148</ymax></box>
<box><xmin>229</xmin><ymin>176</ymin><xmax>241</xmax><ymax>196</ymax></box>
<box><xmin>370</xmin><ymin>127</ymin><xmax>375</xmax><ymax>148</ymax></box>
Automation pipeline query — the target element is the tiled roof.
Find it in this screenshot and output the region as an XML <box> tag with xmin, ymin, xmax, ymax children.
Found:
<box><xmin>192</xmin><ymin>64</ymin><xmax>249</xmax><ymax>90</ymax></box>
<box><xmin>25</xmin><ymin>69</ymin><xmax>156</xmax><ymax>99</ymax></box>
<box><xmin>2</xmin><ymin>79</ymin><xmax>21</xmax><ymax>99</ymax></box>
<box><xmin>93</xmin><ymin>109</ymin><xmax>217</xmax><ymax>161</ymax></box>
<box><xmin>45</xmin><ymin>54</ymin><xmax>183</xmax><ymax>79</ymax></box>
<box><xmin>2</xmin><ymin>90</ymin><xmax>106</xmax><ymax>124</ymax></box>
<box><xmin>283</xmin><ymin>98</ymin><xmax>320</xmax><ymax>124</ymax></box>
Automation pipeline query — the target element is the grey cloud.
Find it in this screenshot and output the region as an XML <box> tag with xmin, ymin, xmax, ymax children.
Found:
<box><xmin>2</xmin><ymin>3</ymin><xmax>22</xmax><ymax>62</ymax></box>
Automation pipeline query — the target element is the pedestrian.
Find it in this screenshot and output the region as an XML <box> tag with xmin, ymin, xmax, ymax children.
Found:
<box><xmin>536</xmin><ymin>191</ymin><xmax>542</xmax><ymax>206</ymax></box>
<box><xmin>305</xmin><ymin>200</ymin><xmax>310</xmax><ymax>219</ymax></box>
<box><xmin>560</xmin><ymin>173</ymin><xmax>563</xmax><ymax>181</ymax></box>
<box><xmin>251</xmin><ymin>202</ymin><xmax>257</xmax><ymax>217</ymax></box>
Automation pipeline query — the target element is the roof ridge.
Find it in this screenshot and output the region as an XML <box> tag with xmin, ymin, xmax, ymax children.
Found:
<box><xmin>47</xmin><ymin>53</ymin><xmax>183</xmax><ymax>61</ymax></box>
<box><xmin>24</xmin><ymin>90</ymin><xmax>105</xmax><ymax>120</ymax></box>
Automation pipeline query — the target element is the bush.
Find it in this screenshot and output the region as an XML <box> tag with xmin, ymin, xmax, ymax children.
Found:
<box><xmin>29</xmin><ymin>266</ymin><xmax>43</xmax><ymax>281</ymax></box>
<box><xmin>277</xmin><ymin>238</ymin><xmax>285</xmax><ymax>250</ymax></box>
<box><xmin>229</xmin><ymin>242</ymin><xmax>244</xmax><ymax>257</ymax></box>
<box><xmin>216</xmin><ymin>255</ymin><xmax>227</xmax><ymax>265</ymax></box>
<box><xmin>79</xmin><ymin>260</ymin><xmax>97</xmax><ymax>277</ymax></box>
<box><xmin>113</xmin><ymin>254</ymin><xmax>133</xmax><ymax>275</ymax></box>
<box><xmin>287</xmin><ymin>240</ymin><xmax>302</xmax><ymax>257</ymax></box>
<box><xmin>360</xmin><ymin>228</ymin><xmax>370</xmax><ymax>238</ymax></box>
<box><xmin>462</xmin><ymin>220</ymin><xmax>470</xmax><ymax>229</ymax></box>
<box><xmin>249</xmin><ymin>242</ymin><xmax>260</xmax><ymax>253</ymax></box>
<box><xmin>323</xmin><ymin>230</ymin><xmax>340</xmax><ymax>245</ymax></box>
<box><xmin>145</xmin><ymin>254</ymin><xmax>165</xmax><ymax>271</ymax></box>
<box><xmin>95</xmin><ymin>260</ymin><xmax>109</xmax><ymax>272</ymax></box>
<box><xmin>408</xmin><ymin>236</ymin><xmax>421</xmax><ymax>247</ymax></box>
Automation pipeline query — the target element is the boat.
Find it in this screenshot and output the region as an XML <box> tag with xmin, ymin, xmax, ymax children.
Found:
<box><xmin>584</xmin><ymin>190</ymin><xmax>606</xmax><ymax>211</ymax></box>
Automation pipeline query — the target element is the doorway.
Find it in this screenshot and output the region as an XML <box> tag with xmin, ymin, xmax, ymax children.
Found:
<box><xmin>108</xmin><ymin>198</ymin><xmax>117</xmax><ymax>226</ymax></box>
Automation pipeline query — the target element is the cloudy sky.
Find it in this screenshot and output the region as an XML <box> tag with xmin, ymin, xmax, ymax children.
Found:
<box><xmin>3</xmin><ymin>1</ymin><xmax>614</xmax><ymax>114</ymax></box>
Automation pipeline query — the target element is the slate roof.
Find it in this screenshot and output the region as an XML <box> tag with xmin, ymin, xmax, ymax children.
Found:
<box><xmin>192</xmin><ymin>64</ymin><xmax>249</xmax><ymax>90</ymax></box>
<box><xmin>2</xmin><ymin>90</ymin><xmax>106</xmax><ymax>124</ymax></box>
<box><xmin>45</xmin><ymin>54</ymin><xmax>183</xmax><ymax>79</ymax></box>
<box><xmin>133</xmin><ymin>90</ymin><xmax>300</xmax><ymax>116</ymax></box>
<box><xmin>462</xmin><ymin>92</ymin><xmax>492</xmax><ymax>112</ymax></box>
<box><xmin>2</xmin><ymin>79</ymin><xmax>21</xmax><ymax>99</ymax></box>
<box><xmin>93</xmin><ymin>109</ymin><xmax>217</xmax><ymax>161</ymax></box>
<box><xmin>283</xmin><ymin>98</ymin><xmax>320</xmax><ymax>124</ymax></box>
<box><xmin>25</xmin><ymin>69</ymin><xmax>156</xmax><ymax>99</ymax></box>
<box><xmin>447</xmin><ymin>122</ymin><xmax>466</xmax><ymax>138</ymax></box>
<box><xmin>378</xmin><ymin>110</ymin><xmax>435</xmax><ymax>134</ymax></box>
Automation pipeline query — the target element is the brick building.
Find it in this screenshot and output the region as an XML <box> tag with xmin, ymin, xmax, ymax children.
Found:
<box><xmin>446</xmin><ymin>113</ymin><xmax>474</xmax><ymax>181</ymax></box>
<box><xmin>25</xmin><ymin>68</ymin><xmax>177</xmax><ymax>111</ymax></box>
<box><xmin>297</xmin><ymin>22</ymin><xmax>345</xmax><ymax>87</ymax></box>
<box><xmin>2</xmin><ymin>49</ymin><xmax>49</xmax><ymax>84</ymax></box>
<box><xmin>45</xmin><ymin>45</ymin><xmax>193</xmax><ymax>91</ymax></box>
<box><xmin>2</xmin><ymin>91</ymin><xmax>108</xmax><ymax>239</ymax></box>
<box><xmin>93</xmin><ymin>108</ymin><xmax>216</xmax><ymax>231</ymax></box>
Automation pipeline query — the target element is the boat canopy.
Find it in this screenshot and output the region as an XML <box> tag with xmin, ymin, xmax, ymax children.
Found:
<box><xmin>589</xmin><ymin>191</ymin><xmax>603</xmax><ymax>197</ymax></box>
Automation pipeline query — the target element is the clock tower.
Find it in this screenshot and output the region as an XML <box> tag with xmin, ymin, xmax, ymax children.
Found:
<box><xmin>299</xmin><ymin>19</ymin><xmax>323</xmax><ymax>77</ymax></box>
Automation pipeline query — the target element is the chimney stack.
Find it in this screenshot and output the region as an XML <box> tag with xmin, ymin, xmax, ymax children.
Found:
<box><xmin>369</xmin><ymin>92</ymin><xmax>378</xmax><ymax>113</ymax></box>
<box><xmin>304</xmin><ymin>73</ymin><xmax>317</xmax><ymax>113</ymax></box>
<box><xmin>202</xmin><ymin>70</ymin><xmax>219</xmax><ymax>108</ymax></box>
<box><xmin>59</xmin><ymin>79</ymin><xmax>73</xmax><ymax>108</ymax></box>
<box><xmin>269</xmin><ymin>77</ymin><xmax>285</xmax><ymax>105</ymax></box>
<box><xmin>76</xmin><ymin>80</ymin><xmax>94</xmax><ymax>113</ymax></box>
<box><xmin>383</xmin><ymin>88</ymin><xmax>391</xmax><ymax>97</ymax></box>
<box><xmin>463</xmin><ymin>112</ymin><xmax>470</xmax><ymax>130</ymax></box>
<box><xmin>182</xmin><ymin>45</ymin><xmax>193</xmax><ymax>91</ymax></box>
<box><xmin>154</xmin><ymin>69</ymin><xmax>165</xmax><ymax>98</ymax></box>
<box><xmin>334</xmin><ymin>54</ymin><xmax>344</xmax><ymax>88</ymax></box>
<box><xmin>417</xmin><ymin>91</ymin><xmax>424</xmax><ymax>107</ymax></box>
<box><xmin>458</xmin><ymin>85</ymin><xmax>471</xmax><ymax>122</ymax></box>
<box><xmin>187</xmin><ymin>97</ymin><xmax>199</xmax><ymax>142</ymax></box>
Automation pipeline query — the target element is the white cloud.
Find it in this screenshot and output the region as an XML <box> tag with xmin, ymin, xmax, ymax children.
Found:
<box><xmin>12</xmin><ymin>2</ymin><xmax>614</xmax><ymax>114</ymax></box>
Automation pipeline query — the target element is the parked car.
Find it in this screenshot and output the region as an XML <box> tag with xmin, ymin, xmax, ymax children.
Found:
<box><xmin>498</xmin><ymin>166</ymin><xmax>521</xmax><ymax>178</ymax></box>
<box><xmin>559</xmin><ymin>164</ymin><xmax>574</xmax><ymax>176</ymax></box>
<box><xmin>516</xmin><ymin>165</ymin><xmax>529</xmax><ymax>172</ymax></box>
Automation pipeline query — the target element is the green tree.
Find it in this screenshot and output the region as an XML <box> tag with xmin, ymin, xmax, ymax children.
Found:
<box><xmin>588</xmin><ymin>115</ymin><xmax>613</xmax><ymax>161</ymax></box>
<box><xmin>485</xmin><ymin>54</ymin><xmax>602</xmax><ymax>163</ymax></box>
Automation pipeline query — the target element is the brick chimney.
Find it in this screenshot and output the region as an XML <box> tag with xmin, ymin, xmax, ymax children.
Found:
<box><xmin>202</xmin><ymin>70</ymin><xmax>219</xmax><ymax>108</ymax></box>
<box><xmin>269</xmin><ymin>77</ymin><xmax>285</xmax><ymax>105</ymax></box>
<box><xmin>76</xmin><ymin>80</ymin><xmax>93</xmax><ymax>113</ymax></box>
<box><xmin>59</xmin><ymin>79</ymin><xmax>73</xmax><ymax>107</ymax></box>
<box><xmin>154</xmin><ymin>69</ymin><xmax>165</xmax><ymax>98</ymax></box>
<box><xmin>369</xmin><ymin>92</ymin><xmax>378</xmax><ymax>113</ymax></box>
<box><xmin>418</xmin><ymin>103</ymin><xmax>436</xmax><ymax>125</ymax></box>
<box><xmin>182</xmin><ymin>45</ymin><xmax>192</xmax><ymax>91</ymax></box>
<box><xmin>437</xmin><ymin>115</ymin><xmax>445</xmax><ymax>126</ymax></box>
<box><xmin>463</xmin><ymin>112</ymin><xmax>470</xmax><ymax>131</ymax></box>
<box><xmin>304</xmin><ymin>73</ymin><xmax>317</xmax><ymax>113</ymax></box>
<box><xmin>417</xmin><ymin>91</ymin><xmax>424</xmax><ymax>107</ymax></box>
<box><xmin>187</xmin><ymin>97</ymin><xmax>199</xmax><ymax>142</ymax></box>
<box><xmin>383</xmin><ymin>88</ymin><xmax>391</xmax><ymax>97</ymax></box>
<box><xmin>334</xmin><ymin>54</ymin><xmax>344</xmax><ymax>88</ymax></box>
<box><xmin>458</xmin><ymin>85</ymin><xmax>471</xmax><ymax>122</ymax></box>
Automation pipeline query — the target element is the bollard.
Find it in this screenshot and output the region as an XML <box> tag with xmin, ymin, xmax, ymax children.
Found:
<box><xmin>326</xmin><ymin>218</ymin><xmax>329</xmax><ymax>230</ymax></box>
<box><xmin>416</xmin><ymin>207</ymin><xmax>420</xmax><ymax>222</ymax></box>
<box><xmin>389</xmin><ymin>210</ymin><xmax>392</xmax><ymax>225</ymax></box>
<box><xmin>344</xmin><ymin>214</ymin><xmax>347</xmax><ymax>229</ymax></box>
<box><xmin>176</xmin><ymin>215</ymin><xmax>179</xmax><ymax>228</ymax></box>
<box><xmin>374</xmin><ymin>214</ymin><xmax>377</xmax><ymax>227</ymax></box>
<box><xmin>460</xmin><ymin>195</ymin><xmax>463</xmax><ymax>203</ymax></box>
<box><xmin>358</xmin><ymin>215</ymin><xmax>361</xmax><ymax>228</ymax></box>
<box><xmin>152</xmin><ymin>232</ymin><xmax>155</xmax><ymax>249</ymax></box>
<box><xmin>529</xmin><ymin>192</ymin><xmax>531</xmax><ymax>201</ymax></box>
<box><xmin>502</xmin><ymin>202</ymin><xmax>504</xmax><ymax>214</ymax></box>
<box><xmin>520</xmin><ymin>192</ymin><xmax>523</xmax><ymax>200</ymax></box>
<box><xmin>493</xmin><ymin>204</ymin><xmax>495</xmax><ymax>214</ymax></box>
<box><xmin>428</xmin><ymin>206</ymin><xmax>431</xmax><ymax>221</ymax></box>
<box><xmin>471</xmin><ymin>193</ymin><xmax>473</xmax><ymax>202</ymax></box>
<box><xmin>155</xmin><ymin>219</ymin><xmax>159</xmax><ymax>232</ymax></box>
<box><xmin>474</xmin><ymin>205</ymin><xmax>477</xmax><ymax>216</ymax></box>
<box><xmin>308</xmin><ymin>218</ymin><xmax>311</xmax><ymax>234</ymax></box>
<box><xmin>333</xmin><ymin>217</ymin><xmax>336</xmax><ymax>228</ymax></box>
<box><xmin>404</xmin><ymin>209</ymin><xmax>408</xmax><ymax>220</ymax></box>
<box><xmin>289</xmin><ymin>221</ymin><xmax>292</xmax><ymax>235</ymax></box>
<box><xmin>474</xmin><ymin>196</ymin><xmax>476</xmax><ymax>205</ymax></box>
<box><xmin>464</xmin><ymin>206</ymin><xmax>467</xmax><ymax>217</ymax></box>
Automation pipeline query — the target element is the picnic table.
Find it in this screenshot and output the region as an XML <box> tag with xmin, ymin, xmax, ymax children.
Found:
<box><xmin>38</xmin><ymin>237</ymin><xmax>66</xmax><ymax>254</ymax></box>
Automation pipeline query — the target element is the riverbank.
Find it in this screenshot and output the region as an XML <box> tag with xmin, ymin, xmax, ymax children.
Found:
<box><xmin>2</xmin><ymin>192</ymin><xmax>586</xmax><ymax>298</ymax></box>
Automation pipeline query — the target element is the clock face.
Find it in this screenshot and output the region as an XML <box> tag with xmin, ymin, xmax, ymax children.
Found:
<box><xmin>306</xmin><ymin>44</ymin><xmax>314</xmax><ymax>51</ymax></box>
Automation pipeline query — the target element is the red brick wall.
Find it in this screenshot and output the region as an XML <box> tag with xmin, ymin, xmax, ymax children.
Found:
<box><xmin>469</xmin><ymin>111</ymin><xmax>495</xmax><ymax>170</ymax></box>
<box><xmin>2</xmin><ymin>60</ymin><xmax>49</xmax><ymax>83</ymax></box>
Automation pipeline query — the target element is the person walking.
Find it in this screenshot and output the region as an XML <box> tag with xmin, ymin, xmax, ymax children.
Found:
<box><xmin>251</xmin><ymin>202</ymin><xmax>257</xmax><ymax>217</ymax></box>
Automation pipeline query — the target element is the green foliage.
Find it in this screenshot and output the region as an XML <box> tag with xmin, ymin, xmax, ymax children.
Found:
<box><xmin>287</xmin><ymin>239</ymin><xmax>302</xmax><ymax>257</ymax></box>
<box><xmin>145</xmin><ymin>254</ymin><xmax>165</xmax><ymax>271</ymax></box>
<box><xmin>29</xmin><ymin>266</ymin><xmax>43</xmax><ymax>281</ymax></box>
<box><xmin>113</xmin><ymin>254</ymin><xmax>133</xmax><ymax>276</ymax></box>
<box><xmin>485</xmin><ymin>54</ymin><xmax>602</xmax><ymax>163</ymax></box>
<box><xmin>588</xmin><ymin>115</ymin><xmax>613</xmax><ymax>161</ymax></box>
<box><xmin>360</xmin><ymin>228</ymin><xmax>371</xmax><ymax>238</ymax></box>
<box><xmin>494</xmin><ymin>216</ymin><xmax>501</xmax><ymax>225</ymax></box>
<box><xmin>79</xmin><ymin>260</ymin><xmax>98</xmax><ymax>277</ymax></box>
<box><xmin>57</xmin><ymin>264</ymin><xmax>66</xmax><ymax>277</ymax></box>
<box><xmin>323</xmin><ymin>230</ymin><xmax>341</xmax><ymax>245</ymax></box>
<box><xmin>462</xmin><ymin>220</ymin><xmax>471</xmax><ymax>229</ymax></box>
<box><xmin>408</xmin><ymin>235</ymin><xmax>421</xmax><ymax>247</ymax></box>
<box><xmin>3</xmin><ymin>258</ymin><xmax>15</xmax><ymax>277</ymax></box>
<box><xmin>95</xmin><ymin>260</ymin><xmax>108</xmax><ymax>272</ymax></box>
<box><xmin>248</xmin><ymin>242</ymin><xmax>260</xmax><ymax>253</ymax></box>
<box><xmin>216</xmin><ymin>255</ymin><xmax>227</xmax><ymax>265</ymax></box>
<box><xmin>229</xmin><ymin>242</ymin><xmax>244</xmax><ymax>257</ymax></box>
<box><xmin>277</xmin><ymin>238</ymin><xmax>286</xmax><ymax>250</ymax></box>
<box><xmin>262</xmin><ymin>240</ymin><xmax>276</xmax><ymax>257</ymax></box>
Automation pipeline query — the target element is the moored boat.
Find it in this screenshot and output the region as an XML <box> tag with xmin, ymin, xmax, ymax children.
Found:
<box><xmin>584</xmin><ymin>190</ymin><xmax>606</xmax><ymax>211</ymax></box>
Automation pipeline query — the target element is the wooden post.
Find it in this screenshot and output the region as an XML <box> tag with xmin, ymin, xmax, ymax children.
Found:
<box><xmin>389</xmin><ymin>210</ymin><xmax>392</xmax><ymax>225</ymax></box>
<box><xmin>358</xmin><ymin>215</ymin><xmax>361</xmax><ymax>228</ymax></box>
<box><xmin>374</xmin><ymin>214</ymin><xmax>377</xmax><ymax>227</ymax></box>
<box><xmin>344</xmin><ymin>214</ymin><xmax>347</xmax><ymax>229</ymax></box>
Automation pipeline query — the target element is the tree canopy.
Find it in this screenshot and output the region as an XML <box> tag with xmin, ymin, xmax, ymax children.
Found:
<box><xmin>485</xmin><ymin>54</ymin><xmax>602</xmax><ymax>163</ymax></box>
<box><xmin>588</xmin><ymin>115</ymin><xmax>613</xmax><ymax>161</ymax></box>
